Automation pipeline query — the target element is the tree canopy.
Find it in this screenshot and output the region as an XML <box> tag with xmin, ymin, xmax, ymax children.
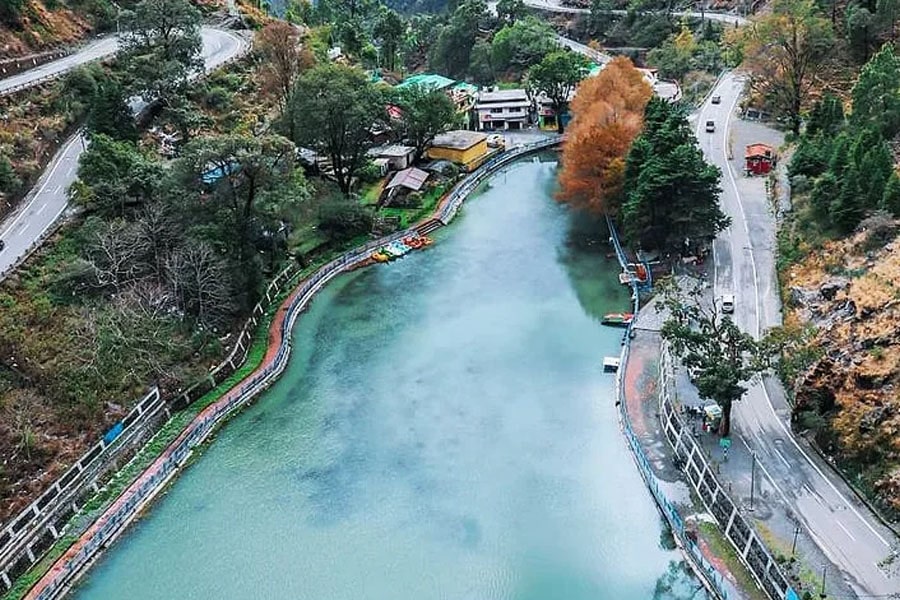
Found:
<box><xmin>396</xmin><ymin>84</ymin><xmax>458</xmax><ymax>159</ymax></box>
<box><xmin>255</xmin><ymin>21</ymin><xmax>314</xmax><ymax>109</ymax></box>
<box><xmin>556</xmin><ymin>57</ymin><xmax>652</xmax><ymax>214</ymax></box>
<box><xmin>851</xmin><ymin>43</ymin><xmax>900</xmax><ymax>139</ymax></box>
<box><xmin>490</xmin><ymin>16</ymin><xmax>557</xmax><ymax>76</ymax></box>
<box><xmin>526</xmin><ymin>50</ymin><xmax>591</xmax><ymax>133</ymax></box>
<box><xmin>737</xmin><ymin>0</ymin><xmax>835</xmax><ymax>134</ymax></box>
<box><xmin>287</xmin><ymin>64</ymin><xmax>388</xmax><ymax>195</ymax></box>
<box><xmin>661</xmin><ymin>281</ymin><xmax>769</xmax><ymax>437</ymax></box>
<box><xmin>621</xmin><ymin>97</ymin><xmax>728</xmax><ymax>255</ymax></box>
<box><xmin>119</xmin><ymin>0</ymin><xmax>203</xmax><ymax>103</ymax></box>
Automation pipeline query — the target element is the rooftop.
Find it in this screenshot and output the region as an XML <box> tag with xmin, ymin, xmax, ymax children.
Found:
<box><xmin>745</xmin><ymin>143</ymin><xmax>775</xmax><ymax>158</ymax></box>
<box><xmin>431</xmin><ymin>130</ymin><xmax>487</xmax><ymax>150</ymax></box>
<box><xmin>396</xmin><ymin>73</ymin><xmax>456</xmax><ymax>91</ymax></box>
<box><xmin>386</xmin><ymin>167</ymin><xmax>430</xmax><ymax>191</ymax></box>
<box><xmin>477</xmin><ymin>89</ymin><xmax>529</xmax><ymax>103</ymax></box>
<box><xmin>368</xmin><ymin>144</ymin><xmax>416</xmax><ymax>158</ymax></box>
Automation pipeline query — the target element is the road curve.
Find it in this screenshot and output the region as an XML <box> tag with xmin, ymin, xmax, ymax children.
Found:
<box><xmin>489</xmin><ymin>0</ymin><xmax>748</xmax><ymax>25</ymax></box>
<box><xmin>698</xmin><ymin>71</ymin><xmax>900</xmax><ymax>598</ymax></box>
<box><xmin>0</xmin><ymin>27</ymin><xmax>249</xmax><ymax>280</ymax></box>
<box><xmin>0</xmin><ymin>37</ymin><xmax>120</xmax><ymax>97</ymax></box>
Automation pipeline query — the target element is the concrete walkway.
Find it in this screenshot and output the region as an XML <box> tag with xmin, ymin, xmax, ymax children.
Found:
<box><xmin>622</xmin><ymin>310</ymin><xmax>760</xmax><ymax>600</ymax></box>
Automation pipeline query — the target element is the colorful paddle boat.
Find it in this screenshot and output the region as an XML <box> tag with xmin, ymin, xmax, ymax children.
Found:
<box><xmin>601</xmin><ymin>312</ymin><xmax>634</xmax><ymax>327</ymax></box>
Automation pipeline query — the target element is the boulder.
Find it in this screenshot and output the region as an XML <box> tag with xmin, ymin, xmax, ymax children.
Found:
<box><xmin>820</xmin><ymin>277</ymin><xmax>850</xmax><ymax>301</ymax></box>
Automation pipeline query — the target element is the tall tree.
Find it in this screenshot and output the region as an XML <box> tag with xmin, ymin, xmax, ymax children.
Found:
<box><xmin>527</xmin><ymin>50</ymin><xmax>591</xmax><ymax>133</ymax></box>
<box><xmin>374</xmin><ymin>8</ymin><xmax>405</xmax><ymax>72</ymax></box>
<box><xmin>622</xmin><ymin>97</ymin><xmax>728</xmax><ymax>254</ymax></box>
<box><xmin>739</xmin><ymin>0</ymin><xmax>834</xmax><ymax>134</ymax></box>
<box><xmin>396</xmin><ymin>84</ymin><xmax>458</xmax><ymax>160</ymax></box>
<box><xmin>76</xmin><ymin>135</ymin><xmax>164</xmax><ymax>217</ymax></box>
<box><xmin>661</xmin><ymin>281</ymin><xmax>769</xmax><ymax>437</ymax></box>
<box><xmin>851</xmin><ymin>43</ymin><xmax>900</xmax><ymax>139</ymax></box>
<box><xmin>491</xmin><ymin>16</ymin><xmax>557</xmax><ymax>75</ymax></box>
<box><xmin>428</xmin><ymin>0</ymin><xmax>487</xmax><ymax>78</ymax></box>
<box><xmin>119</xmin><ymin>0</ymin><xmax>203</xmax><ymax>103</ymax></box>
<box><xmin>287</xmin><ymin>64</ymin><xmax>388</xmax><ymax>195</ymax></box>
<box><xmin>256</xmin><ymin>22</ymin><xmax>313</xmax><ymax>109</ymax></box>
<box><xmin>87</xmin><ymin>77</ymin><xmax>138</xmax><ymax>142</ymax></box>
<box><xmin>176</xmin><ymin>134</ymin><xmax>296</xmax><ymax>264</ymax></box>
<box><xmin>496</xmin><ymin>0</ymin><xmax>526</xmax><ymax>24</ymax></box>
<box><xmin>846</xmin><ymin>2</ymin><xmax>875</xmax><ymax>62</ymax></box>
<box><xmin>806</xmin><ymin>92</ymin><xmax>845</xmax><ymax>136</ymax></box>
<box><xmin>556</xmin><ymin>57</ymin><xmax>652</xmax><ymax>214</ymax></box>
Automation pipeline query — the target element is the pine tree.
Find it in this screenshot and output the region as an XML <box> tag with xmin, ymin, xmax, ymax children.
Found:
<box><xmin>851</xmin><ymin>43</ymin><xmax>900</xmax><ymax>138</ymax></box>
<box><xmin>832</xmin><ymin>166</ymin><xmax>864</xmax><ymax>232</ymax></box>
<box><xmin>88</xmin><ymin>79</ymin><xmax>138</xmax><ymax>142</ymax></box>
<box><xmin>882</xmin><ymin>171</ymin><xmax>900</xmax><ymax>216</ymax></box>
<box><xmin>828</xmin><ymin>133</ymin><xmax>852</xmax><ymax>180</ymax></box>
<box><xmin>811</xmin><ymin>171</ymin><xmax>839</xmax><ymax>224</ymax></box>
<box><xmin>806</xmin><ymin>93</ymin><xmax>845</xmax><ymax>136</ymax></box>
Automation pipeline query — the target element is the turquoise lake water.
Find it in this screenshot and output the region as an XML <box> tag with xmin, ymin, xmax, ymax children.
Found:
<box><xmin>70</xmin><ymin>155</ymin><xmax>705</xmax><ymax>600</ymax></box>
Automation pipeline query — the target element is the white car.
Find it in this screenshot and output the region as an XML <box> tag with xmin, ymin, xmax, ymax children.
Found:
<box><xmin>721</xmin><ymin>294</ymin><xmax>735</xmax><ymax>314</ymax></box>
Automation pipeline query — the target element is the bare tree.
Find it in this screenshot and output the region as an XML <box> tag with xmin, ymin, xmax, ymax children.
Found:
<box><xmin>166</xmin><ymin>243</ymin><xmax>232</xmax><ymax>329</ymax></box>
<box><xmin>136</xmin><ymin>202</ymin><xmax>180</xmax><ymax>282</ymax></box>
<box><xmin>87</xmin><ymin>219</ymin><xmax>151</xmax><ymax>292</ymax></box>
<box><xmin>0</xmin><ymin>389</ymin><xmax>42</xmax><ymax>462</ymax></box>
<box><xmin>255</xmin><ymin>22</ymin><xmax>313</xmax><ymax>109</ymax></box>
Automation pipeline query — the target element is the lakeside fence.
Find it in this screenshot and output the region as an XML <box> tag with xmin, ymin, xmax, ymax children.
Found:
<box><xmin>658</xmin><ymin>345</ymin><xmax>801</xmax><ymax>600</ymax></box>
<box><xmin>17</xmin><ymin>139</ymin><xmax>563</xmax><ymax>600</ymax></box>
<box><xmin>607</xmin><ymin>216</ymin><xmax>735</xmax><ymax>600</ymax></box>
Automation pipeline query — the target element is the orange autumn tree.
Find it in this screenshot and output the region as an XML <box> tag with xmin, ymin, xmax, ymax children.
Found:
<box><xmin>557</xmin><ymin>57</ymin><xmax>652</xmax><ymax>215</ymax></box>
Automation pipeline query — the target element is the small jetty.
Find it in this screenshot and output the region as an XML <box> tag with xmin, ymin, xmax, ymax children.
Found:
<box><xmin>602</xmin><ymin>356</ymin><xmax>621</xmax><ymax>372</ymax></box>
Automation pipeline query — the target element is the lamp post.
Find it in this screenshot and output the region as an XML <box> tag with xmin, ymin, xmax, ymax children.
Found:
<box><xmin>748</xmin><ymin>451</ymin><xmax>757</xmax><ymax>510</ymax></box>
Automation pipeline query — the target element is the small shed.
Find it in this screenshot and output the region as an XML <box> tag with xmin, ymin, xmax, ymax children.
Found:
<box><xmin>385</xmin><ymin>167</ymin><xmax>429</xmax><ymax>192</ymax></box>
<box><xmin>745</xmin><ymin>143</ymin><xmax>777</xmax><ymax>176</ymax></box>
<box><xmin>426</xmin><ymin>130</ymin><xmax>488</xmax><ymax>171</ymax></box>
<box><xmin>368</xmin><ymin>144</ymin><xmax>417</xmax><ymax>170</ymax></box>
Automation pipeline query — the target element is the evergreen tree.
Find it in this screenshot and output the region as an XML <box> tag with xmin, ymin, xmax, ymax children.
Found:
<box><xmin>0</xmin><ymin>154</ymin><xmax>20</xmax><ymax>197</ymax></box>
<box><xmin>789</xmin><ymin>136</ymin><xmax>829</xmax><ymax>177</ymax></box>
<box><xmin>881</xmin><ymin>171</ymin><xmax>900</xmax><ymax>216</ymax></box>
<box><xmin>811</xmin><ymin>171</ymin><xmax>839</xmax><ymax>223</ymax></box>
<box><xmin>832</xmin><ymin>166</ymin><xmax>864</xmax><ymax>232</ymax></box>
<box><xmin>851</xmin><ymin>43</ymin><xmax>900</xmax><ymax>138</ymax></box>
<box><xmin>859</xmin><ymin>140</ymin><xmax>894</xmax><ymax>208</ymax></box>
<box><xmin>622</xmin><ymin>98</ymin><xmax>728</xmax><ymax>254</ymax></box>
<box><xmin>828</xmin><ymin>133</ymin><xmax>852</xmax><ymax>179</ymax></box>
<box><xmin>88</xmin><ymin>79</ymin><xmax>138</xmax><ymax>142</ymax></box>
<box><xmin>806</xmin><ymin>93</ymin><xmax>844</xmax><ymax>136</ymax></box>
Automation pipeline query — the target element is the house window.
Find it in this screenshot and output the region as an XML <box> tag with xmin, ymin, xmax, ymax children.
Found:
<box><xmin>490</xmin><ymin>108</ymin><xmax>503</xmax><ymax>114</ymax></box>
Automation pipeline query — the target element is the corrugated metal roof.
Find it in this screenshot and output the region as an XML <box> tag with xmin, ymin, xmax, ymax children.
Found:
<box><xmin>396</xmin><ymin>73</ymin><xmax>456</xmax><ymax>91</ymax></box>
<box><xmin>386</xmin><ymin>167</ymin><xmax>429</xmax><ymax>191</ymax></box>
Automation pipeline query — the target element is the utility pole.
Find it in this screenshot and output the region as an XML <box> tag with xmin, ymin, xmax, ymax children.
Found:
<box><xmin>790</xmin><ymin>525</ymin><xmax>800</xmax><ymax>562</ymax></box>
<box><xmin>819</xmin><ymin>566</ymin><xmax>827</xmax><ymax>599</ymax></box>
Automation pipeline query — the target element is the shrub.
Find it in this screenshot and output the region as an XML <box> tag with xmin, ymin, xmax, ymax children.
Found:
<box><xmin>318</xmin><ymin>197</ymin><xmax>374</xmax><ymax>242</ymax></box>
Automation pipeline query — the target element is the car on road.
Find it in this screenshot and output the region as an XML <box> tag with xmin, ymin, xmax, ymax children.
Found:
<box><xmin>721</xmin><ymin>293</ymin><xmax>735</xmax><ymax>313</ymax></box>
<box><xmin>486</xmin><ymin>134</ymin><xmax>505</xmax><ymax>149</ymax></box>
<box><xmin>0</xmin><ymin>239</ymin><xmax>5</xmax><ymax>252</ymax></box>
<box><xmin>705</xmin><ymin>120</ymin><xmax>716</xmax><ymax>132</ymax></box>
<box><xmin>711</xmin><ymin>95</ymin><xmax>721</xmax><ymax>104</ymax></box>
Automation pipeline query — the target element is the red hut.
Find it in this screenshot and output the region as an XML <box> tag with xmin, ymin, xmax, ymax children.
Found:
<box><xmin>745</xmin><ymin>143</ymin><xmax>777</xmax><ymax>176</ymax></box>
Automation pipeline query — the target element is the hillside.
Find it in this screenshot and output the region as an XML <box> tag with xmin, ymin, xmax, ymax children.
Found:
<box><xmin>783</xmin><ymin>216</ymin><xmax>900</xmax><ymax>518</ymax></box>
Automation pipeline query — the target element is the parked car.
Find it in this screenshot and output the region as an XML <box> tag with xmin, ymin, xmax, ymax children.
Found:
<box><xmin>0</xmin><ymin>239</ymin><xmax>5</xmax><ymax>252</ymax></box>
<box><xmin>721</xmin><ymin>293</ymin><xmax>735</xmax><ymax>313</ymax></box>
<box><xmin>711</xmin><ymin>95</ymin><xmax>721</xmax><ymax>104</ymax></box>
<box><xmin>705</xmin><ymin>120</ymin><xmax>716</xmax><ymax>133</ymax></box>
<box><xmin>486</xmin><ymin>134</ymin><xmax>505</xmax><ymax>149</ymax></box>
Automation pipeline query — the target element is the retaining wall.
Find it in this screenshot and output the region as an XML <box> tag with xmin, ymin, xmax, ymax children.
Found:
<box><xmin>17</xmin><ymin>138</ymin><xmax>562</xmax><ymax>600</ymax></box>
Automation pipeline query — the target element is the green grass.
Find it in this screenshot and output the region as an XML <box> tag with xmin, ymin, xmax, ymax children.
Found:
<box><xmin>380</xmin><ymin>183</ymin><xmax>447</xmax><ymax>229</ymax></box>
<box><xmin>756</xmin><ymin>522</ymin><xmax>832</xmax><ymax>600</ymax></box>
<box><xmin>697</xmin><ymin>521</ymin><xmax>768</xmax><ymax>600</ymax></box>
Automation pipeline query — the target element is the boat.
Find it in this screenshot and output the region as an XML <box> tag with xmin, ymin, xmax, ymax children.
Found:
<box><xmin>372</xmin><ymin>251</ymin><xmax>390</xmax><ymax>262</ymax></box>
<box><xmin>602</xmin><ymin>356</ymin><xmax>621</xmax><ymax>372</ymax></box>
<box><xmin>602</xmin><ymin>312</ymin><xmax>634</xmax><ymax>327</ymax></box>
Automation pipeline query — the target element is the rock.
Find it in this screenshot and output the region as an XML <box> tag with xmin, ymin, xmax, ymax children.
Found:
<box><xmin>790</xmin><ymin>286</ymin><xmax>820</xmax><ymax>308</ymax></box>
<box><xmin>860</xmin><ymin>405</ymin><xmax>896</xmax><ymax>433</ymax></box>
<box><xmin>820</xmin><ymin>277</ymin><xmax>850</xmax><ymax>301</ymax></box>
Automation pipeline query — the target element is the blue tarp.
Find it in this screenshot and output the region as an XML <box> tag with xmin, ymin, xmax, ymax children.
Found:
<box><xmin>103</xmin><ymin>422</ymin><xmax>124</xmax><ymax>445</ymax></box>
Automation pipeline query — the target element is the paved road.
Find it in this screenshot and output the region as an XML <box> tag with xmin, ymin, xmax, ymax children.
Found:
<box><xmin>0</xmin><ymin>28</ymin><xmax>248</xmax><ymax>279</ymax></box>
<box><xmin>555</xmin><ymin>35</ymin><xmax>681</xmax><ymax>100</ymax></box>
<box><xmin>0</xmin><ymin>37</ymin><xmax>119</xmax><ymax>97</ymax></box>
<box><xmin>489</xmin><ymin>0</ymin><xmax>748</xmax><ymax>25</ymax></box>
<box><xmin>697</xmin><ymin>71</ymin><xmax>900</xmax><ymax>598</ymax></box>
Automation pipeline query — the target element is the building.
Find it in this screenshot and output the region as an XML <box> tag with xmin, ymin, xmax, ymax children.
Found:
<box><xmin>745</xmin><ymin>143</ymin><xmax>777</xmax><ymax>176</ymax></box>
<box><xmin>535</xmin><ymin>90</ymin><xmax>575</xmax><ymax>131</ymax></box>
<box><xmin>396</xmin><ymin>73</ymin><xmax>456</xmax><ymax>92</ymax></box>
<box><xmin>475</xmin><ymin>89</ymin><xmax>531</xmax><ymax>130</ymax></box>
<box><xmin>367</xmin><ymin>144</ymin><xmax>417</xmax><ymax>171</ymax></box>
<box><xmin>426</xmin><ymin>130</ymin><xmax>489</xmax><ymax>171</ymax></box>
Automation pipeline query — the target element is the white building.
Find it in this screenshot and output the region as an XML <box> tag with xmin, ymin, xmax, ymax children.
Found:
<box><xmin>474</xmin><ymin>89</ymin><xmax>531</xmax><ymax>130</ymax></box>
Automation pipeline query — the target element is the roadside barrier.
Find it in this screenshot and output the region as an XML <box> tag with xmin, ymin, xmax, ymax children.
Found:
<box><xmin>658</xmin><ymin>345</ymin><xmax>801</xmax><ymax>600</ymax></box>
<box><xmin>17</xmin><ymin>138</ymin><xmax>564</xmax><ymax>600</ymax></box>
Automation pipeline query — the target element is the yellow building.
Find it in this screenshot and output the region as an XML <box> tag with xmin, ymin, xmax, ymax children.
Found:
<box><xmin>426</xmin><ymin>130</ymin><xmax>489</xmax><ymax>171</ymax></box>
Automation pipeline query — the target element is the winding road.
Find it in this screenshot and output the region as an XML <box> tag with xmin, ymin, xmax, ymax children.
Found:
<box><xmin>0</xmin><ymin>27</ymin><xmax>248</xmax><ymax>280</ymax></box>
<box><xmin>698</xmin><ymin>72</ymin><xmax>900</xmax><ymax>599</ymax></box>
